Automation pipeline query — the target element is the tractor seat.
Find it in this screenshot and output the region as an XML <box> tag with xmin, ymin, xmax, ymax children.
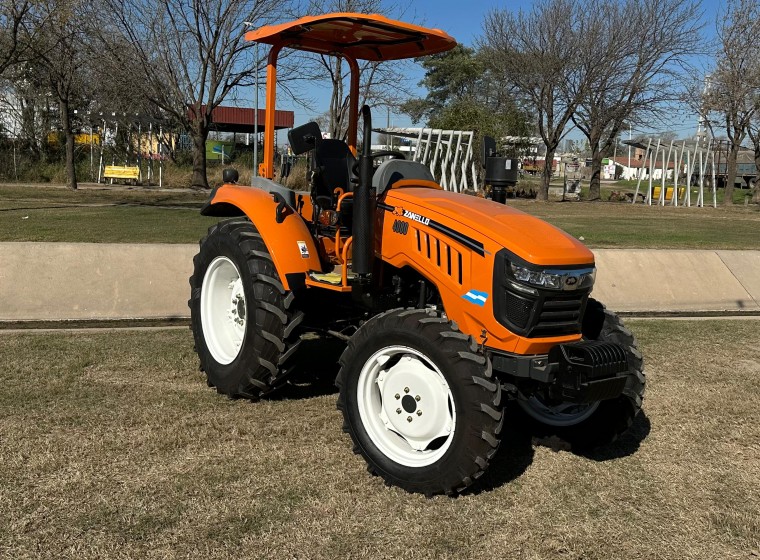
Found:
<box><xmin>312</xmin><ymin>139</ymin><xmax>357</xmax><ymax>204</ymax></box>
<box><xmin>372</xmin><ymin>160</ymin><xmax>436</xmax><ymax>195</ymax></box>
<box><xmin>287</xmin><ymin>121</ymin><xmax>356</xmax><ymax>208</ymax></box>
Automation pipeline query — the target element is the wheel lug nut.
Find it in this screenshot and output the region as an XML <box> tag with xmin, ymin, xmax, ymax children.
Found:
<box><xmin>404</xmin><ymin>387</ymin><xmax>409</xmax><ymax>393</ymax></box>
<box><xmin>396</xmin><ymin>408</ymin><xmax>402</xmax><ymax>414</ymax></box>
<box><xmin>395</xmin><ymin>393</ymin><xmax>400</xmax><ymax>400</ymax></box>
<box><xmin>407</xmin><ymin>416</ymin><xmax>413</xmax><ymax>422</ymax></box>
<box><xmin>416</xmin><ymin>410</ymin><xmax>422</xmax><ymax>416</ymax></box>
<box><xmin>415</xmin><ymin>395</ymin><xmax>421</xmax><ymax>401</ymax></box>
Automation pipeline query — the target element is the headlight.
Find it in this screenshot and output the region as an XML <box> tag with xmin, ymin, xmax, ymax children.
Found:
<box><xmin>510</xmin><ymin>263</ymin><xmax>595</xmax><ymax>291</ymax></box>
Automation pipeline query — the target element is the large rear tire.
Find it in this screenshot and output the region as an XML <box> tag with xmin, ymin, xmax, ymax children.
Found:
<box><xmin>189</xmin><ymin>218</ymin><xmax>303</xmax><ymax>398</ymax></box>
<box><xmin>514</xmin><ymin>298</ymin><xmax>645</xmax><ymax>451</ymax></box>
<box><xmin>337</xmin><ymin>308</ymin><xmax>504</xmax><ymax>496</ymax></box>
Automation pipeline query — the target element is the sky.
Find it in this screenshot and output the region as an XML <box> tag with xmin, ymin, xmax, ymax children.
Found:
<box><xmin>259</xmin><ymin>0</ymin><xmax>729</xmax><ymax>144</ymax></box>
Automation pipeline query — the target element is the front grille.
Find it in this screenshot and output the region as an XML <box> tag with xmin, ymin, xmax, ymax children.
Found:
<box><xmin>499</xmin><ymin>286</ymin><xmax>588</xmax><ymax>337</ymax></box>
<box><xmin>493</xmin><ymin>248</ymin><xmax>593</xmax><ymax>338</ymax></box>
<box><xmin>504</xmin><ymin>291</ymin><xmax>533</xmax><ymax>329</ymax></box>
<box><xmin>532</xmin><ymin>293</ymin><xmax>586</xmax><ymax>337</ymax></box>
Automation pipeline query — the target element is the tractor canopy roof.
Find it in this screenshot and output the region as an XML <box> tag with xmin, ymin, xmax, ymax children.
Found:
<box><xmin>244</xmin><ymin>12</ymin><xmax>456</xmax><ymax>61</ymax></box>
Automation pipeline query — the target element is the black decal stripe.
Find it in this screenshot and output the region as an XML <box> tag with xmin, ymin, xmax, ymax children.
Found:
<box><xmin>427</xmin><ymin>220</ymin><xmax>485</xmax><ymax>257</ymax></box>
<box><xmin>379</xmin><ymin>205</ymin><xmax>485</xmax><ymax>257</ymax></box>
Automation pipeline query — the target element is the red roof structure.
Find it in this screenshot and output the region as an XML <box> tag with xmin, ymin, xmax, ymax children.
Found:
<box><xmin>190</xmin><ymin>105</ymin><xmax>295</xmax><ymax>134</ymax></box>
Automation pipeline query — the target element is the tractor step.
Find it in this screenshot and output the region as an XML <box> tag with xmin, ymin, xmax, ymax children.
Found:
<box><xmin>305</xmin><ymin>270</ymin><xmax>355</xmax><ymax>292</ymax></box>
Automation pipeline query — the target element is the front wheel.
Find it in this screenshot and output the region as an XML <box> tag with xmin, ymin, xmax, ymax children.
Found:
<box><xmin>514</xmin><ymin>298</ymin><xmax>645</xmax><ymax>451</ymax></box>
<box><xmin>337</xmin><ymin>309</ymin><xmax>504</xmax><ymax>496</ymax></box>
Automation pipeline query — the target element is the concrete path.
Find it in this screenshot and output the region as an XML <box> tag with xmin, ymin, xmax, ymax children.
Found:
<box><xmin>592</xmin><ymin>249</ymin><xmax>760</xmax><ymax>313</ymax></box>
<box><xmin>1</xmin><ymin>243</ymin><xmax>759</xmax><ymax>322</ymax></box>
<box><xmin>0</xmin><ymin>242</ymin><xmax>196</xmax><ymax>321</ymax></box>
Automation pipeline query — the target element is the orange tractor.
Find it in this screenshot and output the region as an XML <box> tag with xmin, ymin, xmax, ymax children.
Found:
<box><xmin>190</xmin><ymin>13</ymin><xmax>645</xmax><ymax>496</ymax></box>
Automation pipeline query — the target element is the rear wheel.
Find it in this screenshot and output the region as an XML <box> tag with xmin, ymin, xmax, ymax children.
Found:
<box><xmin>337</xmin><ymin>308</ymin><xmax>504</xmax><ymax>496</ymax></box>
<box><xmin>515</xmin><ymin>298</ymin><xmax>645</xmax><ymax>451</ymax></box>
<box><xmin>189</xmin><ymin>218</ymin><xmax>303</xmax><ymax>398</ymax></box>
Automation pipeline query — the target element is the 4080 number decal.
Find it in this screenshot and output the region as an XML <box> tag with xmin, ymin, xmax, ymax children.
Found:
<box><xmin>392</xmin><ymin>219</ymin><xmax>409</xmax><ymax>235</ymax></box>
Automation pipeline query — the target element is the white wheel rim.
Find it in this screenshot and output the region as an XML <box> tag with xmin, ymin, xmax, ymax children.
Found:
<box><xmin>517</xmin><ymin>396</ymin><xmax>599</xmax><ymax>427</ymax></box>
<box><xmin>200</xmin><ymin>256</ymin><xmax>247</xmax><ymax>365</ymax></box>
<box><xmin>357</xmin><ymin>345</ymin><xmax>456</xmax><ymax>467</ymax></box>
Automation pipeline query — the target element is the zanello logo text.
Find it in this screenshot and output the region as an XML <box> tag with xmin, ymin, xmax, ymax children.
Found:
<box><xmin>402</xmin><ymin>209</ymin><xmax>430</xmax><ymax>226</ymax></box>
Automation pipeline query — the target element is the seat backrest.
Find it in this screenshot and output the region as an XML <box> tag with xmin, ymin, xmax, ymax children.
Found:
<box><xmin>288</xmin><ymin>121</ymin><xmax>322</xmax><ymax>155</ymax></box>
<box><xmin>313</xmin><ymin>139</ymin><xmax>356</xmax><ymax>202</ymax></box>
<box><xmin>372</xmin><ymin>160</ymin><xmax>436</xmax><ymax>195</ymax></box>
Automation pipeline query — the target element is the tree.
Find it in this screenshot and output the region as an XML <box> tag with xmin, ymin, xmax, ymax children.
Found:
<box><xmin>0</xmin><ymin>0</ymin><xmax>32</xmax><ymax>76</ymax></box>
<box><xmin>571</xmin><ymin>0</ymin><xmax>702</xmax><ymax>200</ymax></box>
<box><xmin>481</xmin><ymin>0</ymin><xmax>590</xmax><ymax>201</ymax></box>
<box><xmin>748</xmin><ymin>108</ymin><xmax>760</xmax><ymax>204</ymax></box>
<box><xmin>401</xmin><ymin>45</ymin><xmax>531</xmax><ymax>156</ymax></box>
<box><xmin>702</xmin><ymin>0</ymin><xmax>760</xmax><ymax>205</ymax></box>
<box><xmin>21</xmin><ymin>0</ymin><xmax>90</xmax><ymax>190</ymax></box>
<box><xmin>99</xmin><ymin>0</ymin><xmax>287</xmax><ymax>189</ymax></box>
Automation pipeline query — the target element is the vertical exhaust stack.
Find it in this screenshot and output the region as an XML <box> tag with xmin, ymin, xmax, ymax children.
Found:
<box><xmin>353</xmin><ymin>105</ymin><xmax>375</xmax><ymax>281</ymax></box>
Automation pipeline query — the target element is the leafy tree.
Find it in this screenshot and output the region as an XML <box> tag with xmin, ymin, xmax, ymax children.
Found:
<box><xmin>401</xmin><ymin>44</ymin><xmax>531</xmax><ymax>157</ymax></box>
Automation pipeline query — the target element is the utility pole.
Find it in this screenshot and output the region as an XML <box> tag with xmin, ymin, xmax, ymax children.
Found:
<box><xmin>254</xmin><ymin>41</ymin><xmax>259</xmax><ymax>179</ymax></box>
<box><xmin>387</xmin><ymin>106</ymin><xmax>392</xmax><ymax>151</ymax></box>
<box><xmin>245</xmin><ymin>18</ymin><xmax>260</xmax><ymax>181</ymax></box>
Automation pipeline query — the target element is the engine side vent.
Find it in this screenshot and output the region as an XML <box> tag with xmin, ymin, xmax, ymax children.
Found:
<box><xmin>413</xmin><ymin>227</ymin><xmax>465</xmax><ymax>286</ymax></box>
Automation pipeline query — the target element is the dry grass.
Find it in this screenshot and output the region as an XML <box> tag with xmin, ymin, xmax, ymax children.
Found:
<box><xmin>1</xmin><ymin>320</ymin><xmax>758</xmax><ymax>559</ymax></box>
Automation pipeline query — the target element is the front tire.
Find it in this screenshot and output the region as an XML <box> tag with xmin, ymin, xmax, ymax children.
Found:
<box><xmin>189</xmin><ymin>218</ymin><xmax>303</xmax><ymax>399</ymax></box>
<box><xmin>515</xmin><ymin>298</ymin><xmax>645</xmax><ymax>451</ymax></box>
<box><xmin>337</xmin><ymin>309</ymin><xmax>504</xmax><ymax>496</ymax></box>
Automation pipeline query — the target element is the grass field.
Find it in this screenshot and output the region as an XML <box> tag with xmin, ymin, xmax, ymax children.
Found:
<box><xmin>1</xmin><ymin>183</ymin><xmax>759</xmax><ymax>247</ymax></box>
<box><xmin>0</xmin><ymin>185</ymin><xmax>214</xmax><ymax>243</ymax></box>
<box><xmin>1</xmin><ymin>319</ymin><xmax>758</xmax><ymax>559</ymax></box>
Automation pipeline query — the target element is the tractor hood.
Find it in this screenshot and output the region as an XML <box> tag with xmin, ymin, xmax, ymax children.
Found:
<box><xmin>383</xmin><ymin>188</ymin><xmax>594</xmax><ymax>267</ymax></box>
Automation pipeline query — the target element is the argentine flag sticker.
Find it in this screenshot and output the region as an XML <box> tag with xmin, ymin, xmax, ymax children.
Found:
<box><xmin>462</xmin><ymin>290</ymin><xmax>489</xmax><ymax>307</ymax></box>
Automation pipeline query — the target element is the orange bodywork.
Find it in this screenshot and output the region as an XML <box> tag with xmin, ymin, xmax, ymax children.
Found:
<box><xmin>377</xmin><ymin>187</ymin><xmax>595</xmax><ymax>354</ymax></box>
<box><xmin>208</xmin><ymin>185</ymin><xmax>322</xmax><ymax>290</ymax></box>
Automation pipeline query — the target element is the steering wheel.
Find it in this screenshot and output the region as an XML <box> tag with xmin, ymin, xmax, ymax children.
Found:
<box><xmin>351</xmin><ymin>150</ymin><xmax>405</xmax><ymax>180</ymax></box>
<box><xmin>370</xmin><ymin>150</ymin><xmax>405</xmax><ymax>161</ymax></box>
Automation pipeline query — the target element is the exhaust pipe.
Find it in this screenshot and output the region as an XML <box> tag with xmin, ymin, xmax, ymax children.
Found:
<box><xmin>353</xmin><ymin>105</ymin><xmax>374</xmax><ymax>280</ymax></box>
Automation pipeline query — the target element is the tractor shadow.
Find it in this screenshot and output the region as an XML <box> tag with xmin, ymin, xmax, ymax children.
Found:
<box><xmin>577</xmin><ymin>411</ymin><xmax>652</xmax><ymax>462</ymax></box>
<box><xmin>268</xmin><ymin>336</ymin><xmax>343</xmax><ymax>401</ymax></box>
<box><xmin>466</xmin><ymin>429</ymin><xmax>536</xmax><ymax>495</ymax></box>
<box><xmin>466</xmin><ymin>409</ymin><xmax>651</xmax><ymax>495</ymax></box>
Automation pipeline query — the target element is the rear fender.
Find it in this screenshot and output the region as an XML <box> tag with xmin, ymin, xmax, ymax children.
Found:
<box><xmin>202</xmin><ymin>184</ymin><xmax>321</xmax><ymax>289</ymax></box>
